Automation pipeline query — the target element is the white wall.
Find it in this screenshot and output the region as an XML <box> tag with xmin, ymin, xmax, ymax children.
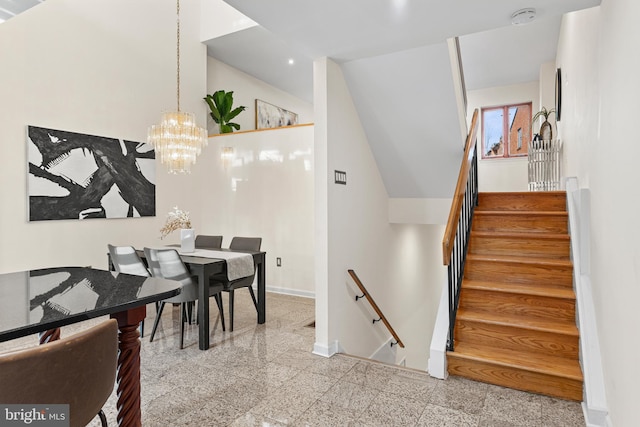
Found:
<box><xmin>314</xmin><ymin>58</ymin><xmax>443</xmax><ymax>369</ymax></box>
<box><xmin>557</xmin><ymin>4</ymin><xmax>640</xmax><ymax>426</ymax></box>
<box><xmin>204</xmin><ymin>47</ymin><xmax>315</xmax><ymax>296</ymax></box>
<box><xmin>314</xmin><ymin>57</ymin><xmax>394</xmax><ymax>359</ymax></box>
<box><xmin>467</xmin><ymin>81</ymin><xmax>539</xmax><ymax>192</ymax></box>
<box><xmin>200</xmin><ymin>126</ymin><xmax>315</xmax><ymax>296</ymax></box>
<box><xmin>0</xmin><ymin>0</ymin><xmax>207</xmax><ymax>273</ymax></box>
<box><xmin>539</xmin><ymin>61</ymin><xmax>558</xmax><ymax>130</ymax></box>
<box><xmin>388</xmin><ymin>198</ymin><xmax>451</xmax><ymax>225</ymax></box>
<box><xmin>387</xmin><ymin>224</ymin><xmax>448</xmax><ymax>369</ymax></box>
<box><xmin>556</xmin><ymin>9</ymin><xmax>600</xmax><ymax>190</ymax></box>
<box><xmin>313</xmin><ymin>58</ymin><xmax>331</xmax><ymax>356</ymax></box>
<box><xmin>206</xmin><ymin>57</ymin><xmax>314</xmax><ymax>135</ymax></box>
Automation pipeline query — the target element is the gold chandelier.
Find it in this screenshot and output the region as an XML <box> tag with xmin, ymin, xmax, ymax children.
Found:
<box><xmin>147</xmin><ymin>0</ymin><xmax>207</xmax><ymax>174</ymax></box>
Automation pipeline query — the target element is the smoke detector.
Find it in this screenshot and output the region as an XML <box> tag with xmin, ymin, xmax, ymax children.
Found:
<box><xmin>511</xmin><ymin>8</ymin><xmax>536</xmax><ymax>25</ymax></box>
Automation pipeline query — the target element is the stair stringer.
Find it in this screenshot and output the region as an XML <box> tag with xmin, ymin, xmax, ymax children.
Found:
<box><xmin>566</xmin><ymin>177</ymin><xmax>610</xmax><ymax>427</ymax></box>
<box><xmin>428</xmin><ymin>283</ymin><xmax>449</xmax><ymax>379</ymax></box>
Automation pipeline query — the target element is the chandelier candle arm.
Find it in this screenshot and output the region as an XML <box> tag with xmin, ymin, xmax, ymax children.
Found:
<box><xmin>147</xmin><ymin>0</ymin><xmax>207</xmax><ymax>174</ymax></box>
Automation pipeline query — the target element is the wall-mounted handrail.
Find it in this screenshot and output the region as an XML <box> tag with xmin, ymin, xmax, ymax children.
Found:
<box><xmin>441</xmin><ymin>108</ymin><xmax>479</xmax><ymax>351</ymax></box>
<box><xmin>348</xmin><ymin>270</ymin><xmax>404</xmax><ymax>348</ymax></box>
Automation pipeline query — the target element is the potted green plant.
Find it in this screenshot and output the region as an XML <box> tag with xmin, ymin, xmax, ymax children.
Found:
<box><xmin>532</xmin><ymin>107</ymin><xmax>556</xmax><ymax>141</ymax></box>
<box><xmin>203</xmin><ymin>90</ymin><xmax>246</xmax><ymax>133</ymax></box>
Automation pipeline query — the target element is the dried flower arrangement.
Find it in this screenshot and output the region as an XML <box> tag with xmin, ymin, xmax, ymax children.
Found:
<box><xmin>160</xmin><ymin>206</ymin><xmax>192</xmax><ymax>239</ymax></box>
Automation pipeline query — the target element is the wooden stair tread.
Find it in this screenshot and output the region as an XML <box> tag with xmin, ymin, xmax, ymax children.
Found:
<box><xmin>476</xmin><ymin>192</ymin><xmax>567</xmax><ymax>212</ymax></box>
<box><xmin>457</xmin><ymin>308</ymin><xmax>578</xmax><ymax>336</ymax></box>
<box><xmin>467</xmin><ymin>253</ymin><xmax>572</xmax><ymax>267</ymax></box>
<box><xmin>479</xmin><ymin>191</ymin><xmax>566</xmax><ymax>196</ymax></box>
<box><xmin>449</xmin><ymin>342</ymin><xmax>583</xmax><ymax>381</ymax></box>
<box><xmin>462</xmin><ymin>280</ymin><xmax>575</xmax><ymax>299</ymax></box>
<box><xmin>474</xmin><ymin>210</ymin><xmax>567</xmax><ymax>216</ymax></box>
<box><xmin>471</xmin><ymin>231</ymin><xmax>569</xmax><ymax>240</ymax></box>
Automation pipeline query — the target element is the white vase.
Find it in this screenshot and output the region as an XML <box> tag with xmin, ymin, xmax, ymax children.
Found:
<box><xmin>180</xmin><ymin>229</ymin><xmax>195</xmax><ymax>253</ymax></box>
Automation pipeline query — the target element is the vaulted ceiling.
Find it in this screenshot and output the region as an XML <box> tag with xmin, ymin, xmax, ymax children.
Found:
<box><xmin>211</xmin><ymin>0</ymin><xmax>599</xmax><ymax>100</ymax></box>
<box><xmin>2</xmin><ymin>0</ymin><xmax>601</xmax><ymax>198</ymax></box>
<box><xmin>207</xmin><ymin>0</ymin><xmax>599</xmax><ymax>198</ymax></box>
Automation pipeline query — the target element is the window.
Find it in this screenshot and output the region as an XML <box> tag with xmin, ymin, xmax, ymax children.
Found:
<box><xmin>481</xmin><ymin>102</ymin><xmax>532</xmax><ymax>159</ymax></box>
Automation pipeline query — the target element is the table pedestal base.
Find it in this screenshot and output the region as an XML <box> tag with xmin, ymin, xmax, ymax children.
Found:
<box><xmin>111</xmin><ymin>306</ymin><xmax>146</xmax><ymax>427</ymax></box>
<box><xmin>39</xmin><ymin>328</ymin><xmax>61</xmax><ymax>344</ymax></box>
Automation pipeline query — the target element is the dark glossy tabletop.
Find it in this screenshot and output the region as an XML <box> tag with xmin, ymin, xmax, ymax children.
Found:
<box><xmin>0</xmin><ymin>266</ymin><xmax>181</xmax><ymax>342</ymax></box>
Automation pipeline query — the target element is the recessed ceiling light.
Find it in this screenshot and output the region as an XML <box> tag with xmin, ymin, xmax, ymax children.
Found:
<box><xmin>288</xmin><ymin>58</ymin><xmax>295</xmax><ymax>65</ymax></box>
<box><xmin>511</xmin><ymin>8</ymin><xmax>536</xmax><ymax>25</ymax></box>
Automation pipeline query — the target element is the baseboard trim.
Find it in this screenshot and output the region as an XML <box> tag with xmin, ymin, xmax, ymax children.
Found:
<box><xmin>428</xmin><ymin>283</ymin><xmax>449</xmax><ymax>379</ymax></box>
<box><xmin>312</xmin><ymin>340</ymin><xmax>339</xmax><ymax>358</ymax></box>
<box><xmin>582</xmin><ymin>402</ymin><xmax>612</xmax><ymax>427</ymax></box>
<box><xmin>264</xmin><ymin>285</ymin><xmax>315</xmax><ymax>299</ymax></box>
<box><xmin>369</xmin><ymin>338</ymin><xmax>398</xmax><ymax>365</ymax></box>
<box><xmin>566</xmin><ymin>178</ymin><xmax>609</xmax><ymax>426</ymax></box>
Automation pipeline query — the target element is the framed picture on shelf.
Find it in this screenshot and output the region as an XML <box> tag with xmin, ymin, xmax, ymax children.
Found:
<box><xmin>255</xmin><ymin>99</ymin><xmax>298</xmax><ymax>129</ymax></box>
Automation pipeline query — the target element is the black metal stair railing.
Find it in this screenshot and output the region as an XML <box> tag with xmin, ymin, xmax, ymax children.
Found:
<box><xmin>441</xmin><ymin>109</ymin><xmax>479</xmax><ymax>351</ymax></box>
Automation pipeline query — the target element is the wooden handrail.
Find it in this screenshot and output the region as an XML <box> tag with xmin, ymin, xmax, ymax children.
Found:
<box><xmin>442</xmin><ymin>109</ymin><xmax>479</xmax><ymax>265</ymax></box>
<box><xmin>347</xmin><ymin>270</ymin><xmax>405</xmax><ymax>348</ymax></box>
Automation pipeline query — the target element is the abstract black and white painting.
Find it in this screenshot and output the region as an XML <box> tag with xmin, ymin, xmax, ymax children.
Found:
<box><xmin>28</xmin><ymin>126</ymin><xmax>156</xmax><ymax>221</ymax></box>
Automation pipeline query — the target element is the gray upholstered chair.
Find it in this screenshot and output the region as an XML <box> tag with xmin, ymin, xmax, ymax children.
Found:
<box><xmin>0</xmin><ymin>319</ymin><xmax>118</xmax><ymax>427</ymax></box>
<box><xmin>108</xmin><ymin>244</ymin><xmax>150</xmax><ymax>336</ymax></box>
<box><xmin>195</xmin><ymin>235</ymin><xmax>223</xmax><ymax>249</ymax></box>
<box><xmin>108</xmin><ymin>244</ymin><xmax>150</xmax><ymax>277</ymax></box>
<box><xmin>144</xmin><ymin>248</ymin><xmax>224</xmax><ymax>348</ymax></box>
<box><xmin>210</xmin><ymin>237</ymin><xmax>262</xmax><ymax>331</ymax></box>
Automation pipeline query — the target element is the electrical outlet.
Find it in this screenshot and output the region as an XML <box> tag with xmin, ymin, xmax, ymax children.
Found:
<box><xmin>276</xmin><ymin>257</ymin><xmax>282</xmax><ymax>267</ymax></box>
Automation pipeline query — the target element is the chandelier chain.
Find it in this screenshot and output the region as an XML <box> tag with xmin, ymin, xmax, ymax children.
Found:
<box><xmin>176</xmin><ymin>0</ymin><xmax>180</xmax><ymax>112</ymax></box>
<box><xmin>147</xmin><ymin>0</ymin><xmax>207</xmax><ymax>174</ymax></box>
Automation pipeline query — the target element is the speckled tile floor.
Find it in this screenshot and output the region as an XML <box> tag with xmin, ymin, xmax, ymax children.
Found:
<box><xmin>0</xmin><ymin>291</ymin><xmax>585</xmax><ymax>426</ymax></box>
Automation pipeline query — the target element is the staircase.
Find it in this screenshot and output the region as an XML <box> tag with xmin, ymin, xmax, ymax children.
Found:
<box><xmin>446</xmin><ymin>191</ymin><xmax>583</xmax><ymax>401</ymax></box>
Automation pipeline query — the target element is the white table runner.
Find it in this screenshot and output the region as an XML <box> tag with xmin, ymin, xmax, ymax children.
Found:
<box><xmin>179</xmin><ymin>249</ymin><xmax>255</xmax><ymax>281</ymax></box>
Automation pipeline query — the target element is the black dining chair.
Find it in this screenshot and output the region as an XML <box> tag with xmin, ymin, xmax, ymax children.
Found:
<box><xmin>0</xmin><ymin>319</ymin><xmax>118</xmax><ymax>427</ymax></box>
<box><xmin>194</xmin><ymin>235</ymin><xmax>227</xmax><ymax>331</ymax></box>
<box><xmin>210</xmin><ymin>237</ymin><xmax>262</xmax><ymax>332</ymax></box>
<box><xmin>195</xmin><ymin>235</ymin><xmax>223</xmax><ymax>249</ymax></box>
<box><xmin>144</xmin><ymin>248</ymin><xmax>225</xmax><ymax>348</ymax></box>
<box><xmin>107</xmin><ymin>244</ymin><xmax>150</xmax><ymax>336</ymax></box>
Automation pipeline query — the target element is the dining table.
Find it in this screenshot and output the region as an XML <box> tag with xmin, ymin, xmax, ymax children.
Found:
<box><xmin>112</xmin><ymin>247</ymin><xmax>267</xmax><ymax>351</ymax></box>
<box><xmin>0</xmin><ymin>266</ymin><xmax>182</xmax><ymax>427</ymax></box>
